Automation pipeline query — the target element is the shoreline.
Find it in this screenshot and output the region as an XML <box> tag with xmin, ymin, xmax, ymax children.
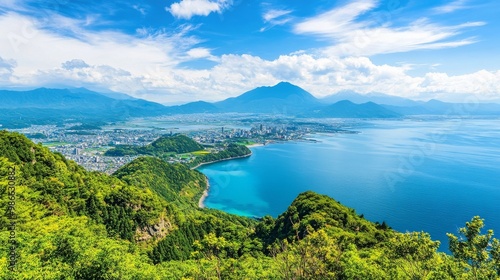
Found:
<box><xmin>198</xmin><ymin>177</ymin><xmax>209</xmax><ymax>208</ymax></box>
<box><xmin>245</xmin><ymin>143</ymin><xmax>265</xmax><ymax>148</ymax></box>
<box><xmin>190</xmin><ymin>152</ymin><xmax>252</xmax><ymax>170</ymax></box>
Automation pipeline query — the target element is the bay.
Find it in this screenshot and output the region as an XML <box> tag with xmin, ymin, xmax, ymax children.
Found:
<box><xmin>197</xmin><ymin>119</ymin><xmax>500</xmax><ymax>249</ymax></box>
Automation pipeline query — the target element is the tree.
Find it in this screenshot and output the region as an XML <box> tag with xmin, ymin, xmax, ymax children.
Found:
<box><xmin>387</xmin><ymin>231</ymin><xmax>443</xmax><ymax>279</ymax></box>
<box><xmin>447</xmin><ymin>216</ymin><xmax>500</xmax><ymax>279</ymax></box>
<box><xmin>192</xmin><ymin>233</ymin><xmax>235</xmax><ymax>280</ymax></box>
<box><xmin>270</xmin><ymin>229</ymin><xmax>342</xmax><ymax>279</ymax></box>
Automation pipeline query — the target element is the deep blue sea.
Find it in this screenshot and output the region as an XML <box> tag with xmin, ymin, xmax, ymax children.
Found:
<box><xmin>197</xmin><ymin>119</ymin><xmax>500</xmax><ymax>249</ymax></box>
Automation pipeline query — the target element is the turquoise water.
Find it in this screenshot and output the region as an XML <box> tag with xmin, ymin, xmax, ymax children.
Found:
<box><xmin>198</xmin><ymin>119</ymin><xmax>500</xmax><ymax>248</ymax></box>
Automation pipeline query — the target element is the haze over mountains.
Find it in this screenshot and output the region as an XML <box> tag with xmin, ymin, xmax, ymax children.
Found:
<box><xmin>1</xmin><ymin>82</ymin><xmax>499</xmax><ymax>128</ymax></box>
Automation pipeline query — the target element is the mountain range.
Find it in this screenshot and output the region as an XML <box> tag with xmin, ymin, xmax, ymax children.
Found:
<box><xmin>1</xmin><ymin>82</ymin><xmax>499</xmax><ymax>128</ymax></box>
<box><xmin>320</xmin><ymin>90</ymin><xmax>420</xmax><ymax>107</ymax></box>
<box><xmin>0</xmin><ymin>88</ymin><xmax>169</xmax><ymax>127</ymax></box>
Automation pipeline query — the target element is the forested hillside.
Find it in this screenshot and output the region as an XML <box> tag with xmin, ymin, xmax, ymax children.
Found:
<box><xmin>188</xmin><ymin>143</ymin><xmax>251</xmax><ymax>168</ymax></box>
<box><xmin>1</xmin><ymin>131</ymin><xmax>499</xmax><ymax>279</ymax></box>
<box><xmin>104</xmin><ymin>134</ymin><xmax>205</xmax><ymax>156</ymax></box>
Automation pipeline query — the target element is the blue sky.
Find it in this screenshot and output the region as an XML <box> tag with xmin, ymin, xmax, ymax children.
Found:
<box><xmin>0</xmin><ymin>0</ymin><xmax>499</xmax><ymax>104</ymax></box>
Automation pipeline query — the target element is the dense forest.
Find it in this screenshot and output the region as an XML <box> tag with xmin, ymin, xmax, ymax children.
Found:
<box><xmin>1</xmin><ymin>131</ymin><xmax>500</xmax><ymax>279</ymax></box>
<box><xmin>104</xmin><ymin>134</ymin><xmax>205</xmax><ymax>156</ymax></box>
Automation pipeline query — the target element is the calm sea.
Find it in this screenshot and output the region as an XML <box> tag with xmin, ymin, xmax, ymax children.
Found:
<box><xmin>197</xmin><ymin>119</ymin><xmax>500</xmax><ymax>249</ymax></box>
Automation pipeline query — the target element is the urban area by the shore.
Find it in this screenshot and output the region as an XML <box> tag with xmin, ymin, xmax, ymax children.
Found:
<box><xmin>10</xmin><ymin>115</ymin><xmax>355</xmax><ymax>174</ymax></box>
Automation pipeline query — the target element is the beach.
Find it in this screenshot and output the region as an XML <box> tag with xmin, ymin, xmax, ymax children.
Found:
<box><xmin>245</xmin><ymin>143</ymin><xmax>265</xmax><ymax>148</ymax></box>
<box><xmin>198</xmin><ymin>177</ymin><xmax>209</xmax><ymax>208</ymax></box>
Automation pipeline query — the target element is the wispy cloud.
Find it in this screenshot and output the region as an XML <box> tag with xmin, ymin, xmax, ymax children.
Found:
<box><xmin>293</xmin><ymin>0</ymin><xmax>484</xmax><ymax>56</ymax></box>
<box><xmin>433</xmin><ymin>0</ymin><xmax>469</xmax><ymax>14</ymax></box>
<box><xmin>260</xmin><ymin>8</ymin><xmax>292</xmax><ymax>32</ymax></box>
<box><xmin>132</xmin><ymin>4</ymin><xmax>148</xmax><ymax>16</ymax></box>
<box><xmin>294</xmin><ymin>0</ymin><xmax>375</xmax><ymax>35</ymax></box>
<box><xmin>263</xmin><ymin>9</ymin><xmax>291</xmax><ymax>22</ymax></box>
<box><xmin>167</xmin><ymin>0</ymin><xmax>232</xmax><ymax>20</ymax></box>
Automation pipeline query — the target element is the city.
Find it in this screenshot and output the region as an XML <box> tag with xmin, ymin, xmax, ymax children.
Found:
<box><xmin>12</xmin><ymin>116</ymin><xmax>355</xmax><ymax>174</ymax></box>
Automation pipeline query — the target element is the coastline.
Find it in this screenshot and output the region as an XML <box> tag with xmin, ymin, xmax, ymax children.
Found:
<box><xmin>245</xmin><ymin>143</ymin><xmax>265</xmax><ymax>148</ymax></box>
<box><xmin>198</xmin><ymin>177</ymin><xmax>209</xmax><ymax>208</ymax></box>
<box><xmin>190</xmin><ymin>152</ymin><xmax>252</xmax><ymax>170</ymax></box>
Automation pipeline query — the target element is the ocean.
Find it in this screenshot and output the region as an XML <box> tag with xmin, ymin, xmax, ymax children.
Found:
<box><xmin>197</xmin><ymin>119</ymin><xmax>500</xmax><ymax>249</ymax></box>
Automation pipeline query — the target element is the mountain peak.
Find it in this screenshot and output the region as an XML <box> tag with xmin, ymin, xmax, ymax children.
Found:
<box><xmin>246</xmin><ymin>82</ymin><xmax>315</xmax><ymax>100</ymax></box>
<box><xmin>274</xmin><ymin>81</ymin><xmax>294</xmax><ymax>87</ymax></box>
<box><xmin>215</xmin><ymin>82</ymin><xmax>320</xmax><ymax>114</ymax></box>
<box><xmin>270</xmin><ymin>81</ymin><xmax>306</xmax><ymax>93</ymax></box>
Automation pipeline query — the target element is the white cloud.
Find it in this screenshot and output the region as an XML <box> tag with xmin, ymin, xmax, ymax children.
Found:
<box><xmin>186</xmin><ymin>47</ymin><xmax>213</xmax><ymax>59</ymax></box>
<box><xmin>294</xmin><ymin>0</ymin><xmax>375</xmax><ymax>35</ymax></box>
<box><xmin>420</xmin><ymin>70</ymin><xmax>500</xmax><ymax>98</ymax></box>
<box><xmin>260</xmin><ymin>8</ymin><xmax>292</xmax><ymax>32</ymax></box>
<box><xmin>108</xmin><ymin>53</ymin><xmax>500</xmax><ymax>104</ymax></box>
<box><xmin>62</xmin><ymin>59</ymin><xmax>90</xmax><ymax>70</ymax></box>
<box><xmin>32</xmin><ymin>62</ymin><xmax>136</xmax><ymax>92</ymax></box>
<box><xmin>167</xmin><ymin>0</ymin><xmax>231</xmax><ymax>20</ymax></box>
<box><xmin>293</xmin><ymin>0</ymin><xmax>484</xmax><ymax>56</ymax></box>
<box><xmin>433</xmin><ymin>0</ymin><xmax>469</xmax><ymax>14</ymax></box>
<box><xmin>263</xmin><ymin>9</ymin><xmax>292</xmax><ymax>22</ymax></box>
<box><xmin>0</xmin><ymin>12</ymin><xmax>202</xmax><ymax>76</ymax></box>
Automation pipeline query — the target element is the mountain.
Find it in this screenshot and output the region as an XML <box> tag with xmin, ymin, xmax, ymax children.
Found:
<box><xmin>0</xmin><ymin>88</ymin><xmax>171</xmax><ymax>128</ymax></box>
<box><xmin>167</xmin><ymin>101</ymin><xmax>220</xmax><ymax>114</ymax></box>
<box><xmin>0</xmin><ymin>88</ymin><xmax>111</xmax><ymax>109</ymax></box>
<box><xmin>321</xmin><ymin>90</ymin><xmax>420</xmax><ymax>107</ymax></box>
<box><xmin>92</xmin><ymin>90</ymin><xmax>137</xmax><ymax>100</ymax></box>
<box><xmin>215</xmin><ymin>82</ymin><xmax>321</xmax><ymax>114</ymax></box>
<box><xmin>306</xmin><ymin>100</ymin><xmax>401</xmax><ymax>118</ymax></box>
<box><xmin>1</xmin><ymin>131</ymin><xmax>499</xmax><ymax>278</ymax></box>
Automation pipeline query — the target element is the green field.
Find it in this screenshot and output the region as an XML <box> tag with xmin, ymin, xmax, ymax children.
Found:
<box><xmin>191</xmin><ymin>150</ymin><xmax>210</xmax><ymax>156</ymax></box>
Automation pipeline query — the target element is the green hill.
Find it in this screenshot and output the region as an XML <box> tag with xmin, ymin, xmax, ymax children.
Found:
<box><xmin>257</xmin><ymin>191</ymin><xmax>392</xmax><ymax>249</ymax></box>
<box><xmin>104</xmin><ymin>134</ymin><xmax>205</xmax><ymax>156</ymax></box>
<box><xmin>113</xmin><ymin>157</ymin><xmax>206</xmax><ymax>207</ymax></box>
<box><xmin>1</xmin><ymin>130</ymin><xmax>499</xmax><ymax>279</ymax></box>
